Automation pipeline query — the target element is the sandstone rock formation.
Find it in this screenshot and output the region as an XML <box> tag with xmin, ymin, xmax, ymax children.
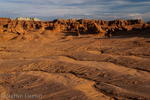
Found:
<box><xmin>0</xmin><ymin>17</ymin><xmax>150</xmax><ymax>38</ymax></box>
<box><xmin>1</xmin><ymin>17</ymin><xmax>150</xmax><ymax>100</ymax></box>
<box><xmin>0</xmin><ymin>26</ymin><xmax>3</xmax><ymax>34</ymax></box>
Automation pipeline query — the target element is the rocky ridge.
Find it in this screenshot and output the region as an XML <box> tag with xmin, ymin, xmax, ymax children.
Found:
<box><xmin>0</xmin><ymin>17</ymin><xmax>150</xmax><ymax>38</ymax></box>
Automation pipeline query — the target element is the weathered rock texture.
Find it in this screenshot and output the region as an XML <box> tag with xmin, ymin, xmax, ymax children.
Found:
<box><xmin>0</xmin><ymin>17</ymin><xmax>150</xmax><ymax>37</ymax></box>
<box><xmin>0</xmin><ymin>17</ymin><xmax>150</xmax><ymax>100</ymax></box>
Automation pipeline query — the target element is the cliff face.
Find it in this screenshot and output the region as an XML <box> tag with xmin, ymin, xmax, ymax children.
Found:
<box><xmin>0</xmin><ymin>17</ymin><xmax>150</xmax><ymax>37</ymax></box>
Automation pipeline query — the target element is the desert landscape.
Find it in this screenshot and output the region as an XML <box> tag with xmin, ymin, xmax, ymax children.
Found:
<box><xmin>0</xmin><ymin>17</ymin><xmax>150</xmax><ymax>100</ymax></box>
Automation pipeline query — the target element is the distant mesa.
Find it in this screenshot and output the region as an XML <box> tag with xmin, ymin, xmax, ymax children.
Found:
<box><xmin>13</xmin><ymin>17</ymin><xmax>40</xmax><ymax>21</ymax></box>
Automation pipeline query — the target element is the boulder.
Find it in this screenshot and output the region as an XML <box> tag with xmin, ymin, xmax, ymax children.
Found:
<box><xmin>87</xmin><ymin>23</ymin><xmax>106</xmax><ymax>35</ymax></box>
<box><xmin>15</xmin><ymin>25</ymin><xmax>25</xmax><ymax>35</ymax></box>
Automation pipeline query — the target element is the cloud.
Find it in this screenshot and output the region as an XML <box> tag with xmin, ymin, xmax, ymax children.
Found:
<box><xmin>0</xmin><ymin>0</ymin><xmax>150</xmax><ymax>21</ymax></box>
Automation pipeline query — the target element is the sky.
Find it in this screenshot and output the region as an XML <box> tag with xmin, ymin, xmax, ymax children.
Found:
<box><xmin>0</xmin><ymin>0</ymin><xmax>150</xmax><ymax>22</ymax></box>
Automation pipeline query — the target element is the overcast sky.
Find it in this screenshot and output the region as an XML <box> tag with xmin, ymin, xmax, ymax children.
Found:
<box><xmin>0</xmin><ymin>0</ymin><xmax>150</xmax><ymax>21</ymax></box>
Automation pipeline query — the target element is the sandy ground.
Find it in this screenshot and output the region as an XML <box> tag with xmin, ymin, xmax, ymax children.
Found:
<box><xmin>0</xmin><ymin>30</ymin><xmax>150</xmax><ymax>100</ymax></box>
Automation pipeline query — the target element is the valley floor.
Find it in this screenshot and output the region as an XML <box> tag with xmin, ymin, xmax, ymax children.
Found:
<box><xmin>0</xmin><ymin>30</ymin><xmax>150</xmax><ymax>100</ymax></box>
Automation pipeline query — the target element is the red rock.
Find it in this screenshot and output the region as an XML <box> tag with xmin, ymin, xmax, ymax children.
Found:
<box><xmin>132</xmin><ymin>24</ymin><xmax>144</xmax><ymax>30</ymax></box>
<box><xmin>0</xmin><ymin>17</ymin><xmax>148</xmax><ymax>38</ymax></box>
<box><xmin>0</xmin><ymin>17</ymin><xmax>11</xmax><ymax>25</ymax></box>
<box><xmin>15</xmin><ymin>24</ymin><xmax>25</xmax><ymax>35</ymax></box>
<box><xmin>0</xmin><ymin>29</ymin><xmax>3</xmax><ymax>34</ymax></box>
<box><xmin>53</xmin><ymin>22</ymin><xmax>60</xmax><ymax>31</ymax></box>
<box><xmin>143</xmin><ymin>23</ymin><xmax>149</xmax><ymax>28</ymax></box>
<box><xmin>0</xmin><ymin>25</ymin><xmax>3</xmax><ymax>34</ymax></box>
<box><xmin>87</xmin><ymin>23</ymin><xmax>106</xmax><ymax>36</ymax></box>
<box><xmin>11</xmin><ymin>28</ymin><xmax>16</xmax><ymax>33</ymax></box>
<box><xmin>108</xmin><ymin>34</ymin><xmax>112</xmax><ymax>37</ymax></box>
<box><xmin>39</xmin><ymin>22</ymin><xmax>45</xmax><ymax>30</ymax></box>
